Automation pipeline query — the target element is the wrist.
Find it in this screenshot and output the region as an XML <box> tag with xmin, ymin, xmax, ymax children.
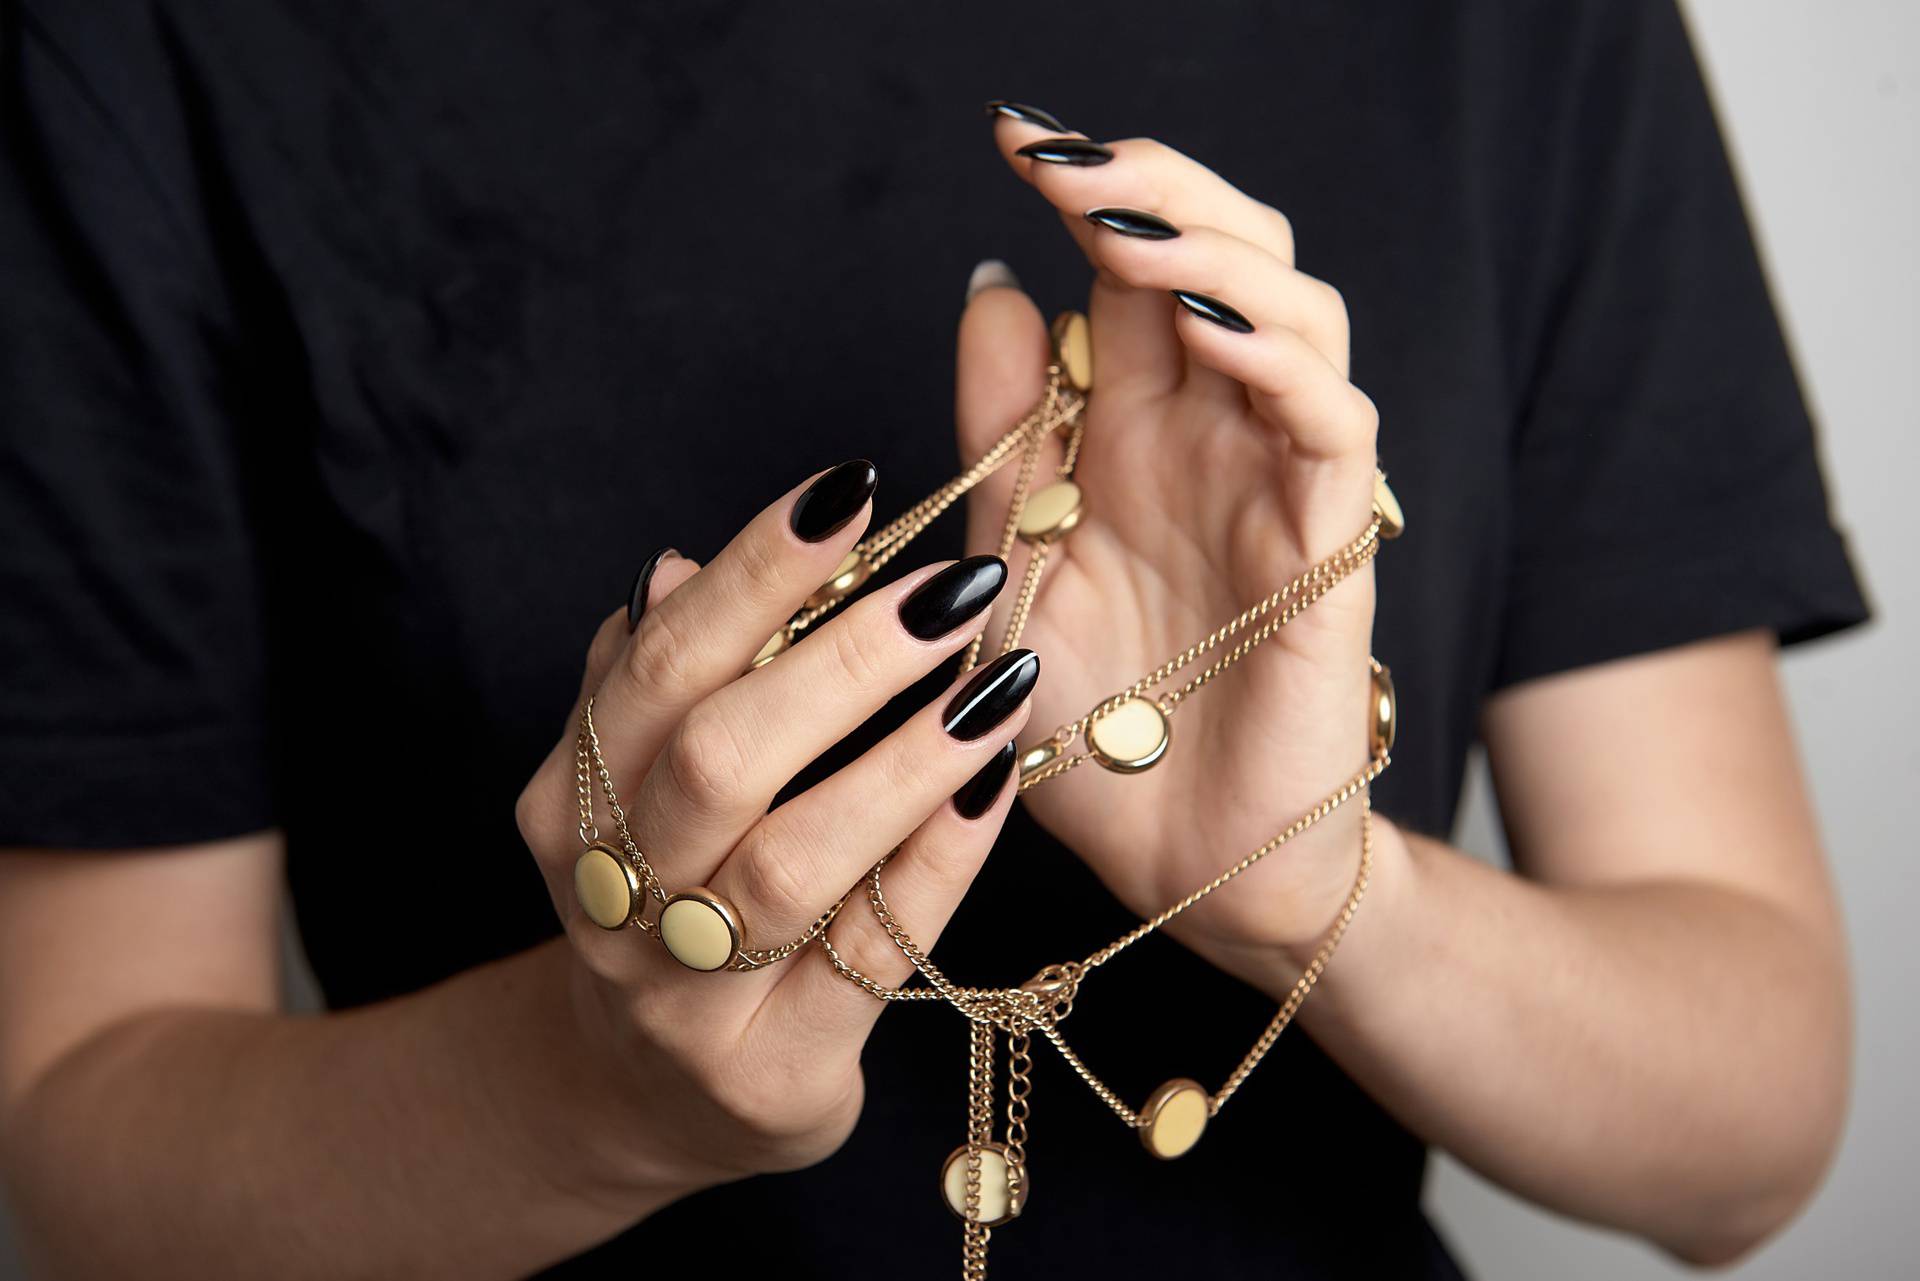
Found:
<box><xmin>537</xmin><ymin>943</ymin><xmax>718</xmax><ymax>1216</ymax></box>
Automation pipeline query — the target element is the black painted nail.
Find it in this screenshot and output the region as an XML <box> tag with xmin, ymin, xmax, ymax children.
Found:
<box><xmin>899</xmin><ymin>556</ymin><xmax>1008</xmax><ymax>640</ymax></box>
<box><xmin>1171</xmin><ymin>289</ymin><xmax>1254</xmax><ymax>334</ymax></box>
<box><xmin>944</xmin><ymin>649</ymin><xmax>1040</xmax><ymax>741</ymax></box>
<box><xmin>791</xmin><ymin>460</ymin><xmax>878</xmax><ymax>542</ymax></box>
<box><xmin>626</xmin><ymin>547</ymin><xmax>679</xmax><ymax>632</ymax></box>
<box><xmin>984</xmin><ymin>100</ymin><xmax>1067</xmax><ymax>132</ymax></box>
<box><xmin>1085</xmin><ymin>207</ymin><xmax>1181</xmax><ymax>240</ymax></box>
<box><xmin>1015</xmin><ymin>137</ymin><xmax>1113</xmax><ymax>167</ymax></box>
<box><xmin>953</xmin><ymin>740</ymin><xmax>1017</xmax><ymax>820</ymax></box>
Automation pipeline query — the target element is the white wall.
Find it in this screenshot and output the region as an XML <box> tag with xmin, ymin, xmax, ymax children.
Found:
<box><xmin>1428</xmin><ymin>2</ymin><xmax>1920</xmax><ymax>1276</ymax></box>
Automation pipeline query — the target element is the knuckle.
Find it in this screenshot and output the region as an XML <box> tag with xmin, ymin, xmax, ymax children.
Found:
<box><xmin>732</xmin><ymin>822</ymin><xmax>818</xmax><ymax>924</ymax></box>
<box><xmin>732</xmin><ymin>527</ymin><xmax>790</xmax><ymax>606</ymax></box>
<box><xmin>1348</xmin><ymin>387</ymin><xmax>1382</xmax><ymax>444</ymax></box>
<box><xmin>827</xmin><ymin>915</ymin><xmax>907</xmax><ymax>989</ymax></box>
<box><xmin>664</xmin><ymin>703</ymin><xmax>751</xmax><ymax>811</ymax></box>
<box><xmin>1311</xmin><ymin>278</ymin><xmax>1348</xmax><ymax>329</ymax></box>
<box><xmin>823</xmin><ymin>614</ymin><xmax>891</xmax><ymax>693</ymax></box>
<box><xmin>628</xmin><ymin>607</ymin><xmax>702</xmax><ymax>693</ymax></box>
<box><xmin>1263</xmin><ymin>205</ymin><xmax>1297</xmax><ymax>259</ymax></box>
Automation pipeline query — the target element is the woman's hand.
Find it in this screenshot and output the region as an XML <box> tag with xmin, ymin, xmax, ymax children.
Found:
<box><xmin>513</xmin><ymin>463</ymin><xmax>1038</xmax><ymax>1193</ymax></box>
<box><xmin>957</xmin><ymin>112</ymin><xmax>1382</xmax><ymax>977</ymax></box>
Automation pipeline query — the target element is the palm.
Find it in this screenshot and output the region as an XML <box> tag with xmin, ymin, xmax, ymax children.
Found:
<box><xmin>964</xmin><ymin>319</ymin><xmax>1376</xmax><ymax>956</ymax></box>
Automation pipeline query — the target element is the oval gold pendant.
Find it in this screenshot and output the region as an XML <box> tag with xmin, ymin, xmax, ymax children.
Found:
<box><xmin>1372</xmin><ymin>471</ymin><xmax>1406</xmax><ymax>540</ymax></box>
<box><xmin>1016</xmin><ymin>481</ymin><xmax>1084</xmax><ymax>544</ymax></box>
<box><xmin>1051</xmin><ymin>310</ymin><xmax>1093</xmax><ymax>392</ymax></box>
<box><xmin>804</xmin><ymin>550</ymin><xmax>872</xmax><ymax>611</ymax></box>
<box><xmin>1369</xmin><ymin>660</ymin><xmax>1397</xmax><ymax>758</ymax></box>
<box><xmin>573</xmin><ymin>843</ymin><xmax>641</xmax><ymax>931</ymax></box>
<box><xmin>659</xmin><ymin>889</ymin><xmax>743</xmax><ymax>972</ymax></box>
<box><xmin>939</xmin><ymin>1142</ymin><xmax>1027</xmax><ymax>1226</ymax></box>
<box><xmin>750</xmin><ymin>629</ymin><xmax>790</xmax><ymax>670</ymax></box>
<box><xmin>1087</xmin><ymin>697</ymin><xmax>1170</xmax><ymax>773</ymax></box>
<box><xmin>1139</xmin><ymin>1078</ymin><xmax>1210</xmax><ymax>1159</ymax></box>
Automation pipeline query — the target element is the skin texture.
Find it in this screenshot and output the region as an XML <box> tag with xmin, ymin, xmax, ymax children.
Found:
<box><xmin>0</xmin><ymin>119</ymin><xmax>1847</xmax><ymax>1276</ymax></box>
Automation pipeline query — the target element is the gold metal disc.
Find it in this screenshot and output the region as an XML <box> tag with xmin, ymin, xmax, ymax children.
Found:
<box><xmin>1372</xmin><ymin>471</ymin><xmax>1406</xmax><ymax>539</ymax></box>
<box><xmin>1139</xmin><ymin>1078</ymin><xmax>1210</xmax><ymax>1160</ymax></box>
<box><xmin>1016</xmin><ymin>481</ymin><xmax>1084</xmax><ymax>544</ymax></box>
<box><xmin>1369</xmin><ymin>660</ymin><xmax>1397</xmax><ymax>758</ymax></box>
<box><xmin>1087</xmin><ymin>697</ymin><xmax>1170</xmax><ymax>773</ymax></box>
<box><xmin>939</xmin><ymin>1142</ymin><xmax>1027</xmax><ymax>1226</ymax></box>
<box><xmin>750</xmin><ymin>629</ymin><xmax>790</xmax><ymax>669</ymax></box>
<box><xmin>1051</xmin><ymin>310</ymin><xmax>1093</xmax><ymax>392</ymax></box>
<box><xmin>659</xmin><ymin>889</ymin><xmax>743</xmax><ymax>972</ymax></box>
<box><xmin>804</xmin><ymin>550</ymin><xmax>872</xmax><ymax>611</ymax></box>
<box><xmin>573</xmin><ymin>843</ymin><xmax>641</xmax><ymax>931</ymax></box>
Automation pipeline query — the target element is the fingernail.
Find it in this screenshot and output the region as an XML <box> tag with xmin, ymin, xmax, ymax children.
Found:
<box><xmin>626</xmin><ymin>547</ymin><xmax>679</xmax><ymax>632</ymax></box>
<box><xmin>899</xmin><ymin>556</ymin><xmax>1007</xmax><ymax>640</ymax></box>
<box><xmin>966</xmin><ymin>259</ymin><xmax>1021</xmax><ymax>303</ymax></box>
<box><xmin>1015</xmin><ymin>137</ymin><xmax>1113</xmax><ymax>167</ymax></box>
<box><xmin>952</xmin><ymin>740</ymin><xmax>1018</xmax><ymax>820</ymax></box>
<box><xmin>790</xmin><ymin>460</ymin><xmax>878</xmax><ymax>543</ymax></box>
<box><xmin>944</xmin><ymin>649</ymin><xmax>1040</xmax><ymax>741</ymax></box>
<box><xmin>1085</xmin><ymin>207</ymin><xmax>1181</xmax><ymax>240</ymax></box>
<box><xmin>1171</xmin><ymin>289</ymin><xmax>1255</xmax><ymax>334</ymax></box>
<box><xmin>984</xmin><ymin>100</ymin><xmax>1068</xmax><ymax>132</ymax></box>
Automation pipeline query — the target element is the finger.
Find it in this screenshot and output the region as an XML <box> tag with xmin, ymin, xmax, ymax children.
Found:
<box><xmin>588</xmin><ymin>459</ymin><xmax>878</xmax><ymax>797</ymax></box>
<box><xmin>759</xmin><ymin>740</ymin><xmax>1020</xmax><ymax>1053</ymax></box>
<box><xmin>1082</xmin><ymin>220</ymin><xmax>1350</xmax><ymax>374</ymax></box>
<box><xmin>703</xmin><ymin>649</ymin><xmax>1038</xmax><ymax>954</ymax></box>
<box><xmin>988</xmin><ymin>117</ymin><xmax>1186</xmax><ymax>397</ymax></box>
<box><xmin>627</xmin><ymin>556</ymin><xmax>1008</xmax><ymax>887</ymax></box>
<box><xmin>579</xmin><ymin>551</ymin><xmax>704</xmax><ymax>701</ymax></box>
<box><xmin>953</xmin><ymin>276</ymin><xmax>1062</xmax><ymax>614</ymax></box>
<box><xmin>992</xmin><ymin>124</ymin><xmax>1302</xmax><ymax>399</ymax></box>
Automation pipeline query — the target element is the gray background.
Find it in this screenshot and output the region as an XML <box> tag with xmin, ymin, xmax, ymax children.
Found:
<box><xmin>1</xmin><ymin>1</ymin><xmax>1912</xmax><ymax>1275</ymax></box>
<box><xmin>1428</xmin><ymin>1</ymin><xmax>1919</xmax><ymax>1276</ymax></box>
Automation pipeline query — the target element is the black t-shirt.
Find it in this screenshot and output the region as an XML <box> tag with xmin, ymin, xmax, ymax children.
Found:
<box><xmin>0</xmin><ymin>1</ymin><xmax>1868</xmax><ymax>1277</ymax></box>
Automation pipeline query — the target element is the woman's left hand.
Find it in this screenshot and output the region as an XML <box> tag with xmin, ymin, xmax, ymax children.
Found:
<box><xmin>955</xmin><ymin>111</ymin><xmax>1385</xmax><ymax>980</ymax></box>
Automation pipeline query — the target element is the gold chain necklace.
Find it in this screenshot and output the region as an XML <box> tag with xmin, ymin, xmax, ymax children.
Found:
<box><xmin>573</xmin><ymin>313</ymin><xmax>1405</xmax><ymax>1276</ymax></box>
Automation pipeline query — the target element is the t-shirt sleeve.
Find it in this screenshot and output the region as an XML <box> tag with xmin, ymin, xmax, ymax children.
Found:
<box><xmin>0</xmin><ymin>12</ymin><xmax>273</xmax><ymax>847</ymax></box>
<box><xmin>1491</xmin><ymin>0</ymin><xmax>1869</xmax><ymax>690</ymax></box>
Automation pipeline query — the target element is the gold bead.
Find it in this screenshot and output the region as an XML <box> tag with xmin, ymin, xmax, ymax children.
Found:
<box><xmin>804</xmin><ymin>550</ymin><xmax>873</xmax><ymax>611</ymax></box>
<box><xmin>1369</xmin><ymin>660</ymin><xmax>1397</xmax><ymax>757</ymax></box>
<box><xmin>750</xmin><ymin>629</ymin><xmax>790</xmax><ymax>669</ymax></box>
<box><xmin>659</xmin><ymin>889</ymin><xmax>743</xmax><ymax>972</ymax></box>
<box><xmin>1372</xmin><ymin>470</ymin><xmax>1406</xmax><ymax>539</ymax></box>
<box><xmin>1051</xmin><ymin>311</ymin><xmax>1093</xmax><ymax>392</ymax></box>
<box><xmin>939</xmin><ymin>1142</ymin><xmax>1027</xmax><ymax>1225</ymax></box>
<box><xmin>1139</xmin><ymin>1078</ymin><xmax>1210</xmax><ymax>1159</ymax></box>
<box><xmin>573</xmin><ymin>843</ymin><xmax>640</xmax><ymax>931</ymax></box>
<box><xmin>1016</xmin><ymin>481</ymin><xmax>1084</xmax><ymax>543</ymax></box>
<box><xmin>1087</xmin><ymin>697</ymin><xmax>1170</xmax><ymax>773</ymax></box>
<box><xmin>1018</xmin><ymin>741</ymin><xmax>1060</xmax><ymax>779</ymax></box>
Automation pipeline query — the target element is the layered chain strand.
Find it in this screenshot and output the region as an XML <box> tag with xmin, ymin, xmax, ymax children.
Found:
<box><xmin>570</xmin><ymin>316</ymin><xmax>1399</xmax><ymax>1279</ymax></box>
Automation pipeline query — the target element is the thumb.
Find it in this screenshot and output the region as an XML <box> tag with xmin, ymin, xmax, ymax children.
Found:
<box><xmin>955</xmin><ymin>260</ymin><xmax>1058</xmax><ymax>559</ymax></box>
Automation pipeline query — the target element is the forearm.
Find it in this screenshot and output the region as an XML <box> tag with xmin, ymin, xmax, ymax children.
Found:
<box><xmin>1</xmin><ymin>941</ymin><xmax>699</xmax><ymax>1280</ymax></box>
<box><xmin>1266</xmin><ymin>821</ymin><xmax>1848</xmax><ymax>1263</ymax></box>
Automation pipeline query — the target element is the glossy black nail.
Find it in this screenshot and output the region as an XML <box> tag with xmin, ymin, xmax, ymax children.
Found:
<box><xmin>953</xmin><ymin>740</ymin><xmax>1017</xmax><ymax>820</ymax></box>
<box><xmin>1085</xmin><ymin>207</ymin><xmax>1181</xmax><ymax>240</ymax></box>
<box><xmin>626</xmin><ymin>547</ymin><xmax>679</xmax><ymax>632</ymax></box>
<box><xmin>1171</xmin><ymin>289</ymin><xmax>1255</xmax><ymax>334</ymax></box>
<box><xmin>899</xmin><ymin>556</ymin><xmax>1008</xmax><ymax>641</ymax></box>
<box><xmin>944</xmin><ymin>649</ymin><xmax>1040</xmax><ymax>741</ymax></box>
<box><xmin>791</xmin><ymin>459</ymin><xmax>878</xmax><ymax>542</ymax></box>
<box><xmin>984</xmin><ymin>100</ymin><xmax>1068</xmax><ymax>132</ymax></box>
<box><xmin>1015</xmin><ymin>137</ymin><xmax>1114</xmax><ymax>167</ymax></box>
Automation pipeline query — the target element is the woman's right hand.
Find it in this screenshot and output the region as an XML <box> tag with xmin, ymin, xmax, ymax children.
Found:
<box><xmin>514</xmin><ymin>460</ymin><xmax>1037</xmax><ymax>1195</ymax></box>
